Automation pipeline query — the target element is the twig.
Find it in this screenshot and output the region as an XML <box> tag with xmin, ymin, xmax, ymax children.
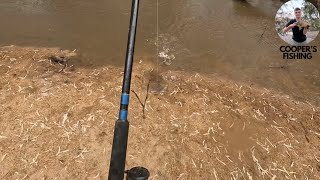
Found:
<box><xmin>213</xmin><ymin>168</ymin><xmax>218</xmax><ymax>180</ymax></box>
<box><xmin>58</xmin><ymin>63</ymin><xmax>68</xmax><ymax>73</ymax></box>
<box><xmin>131</xmin><ymin>81</ymin><xmax>150</xmax><ymax>119</ymax></box>
<box><xmin>259</xmin><ymin>23</ymin><xmax>268</xmax><ymax>42</ymax></box>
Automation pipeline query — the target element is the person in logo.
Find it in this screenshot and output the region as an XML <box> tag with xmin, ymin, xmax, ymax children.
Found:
<box><xmin>283</xmin><ymin>7</ymin><xmax>311</xmax><ymax>45</ymax></box>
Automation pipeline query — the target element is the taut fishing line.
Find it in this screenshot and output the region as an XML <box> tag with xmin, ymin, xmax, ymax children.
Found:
<box><xmin>156</xmin><ymin>0</ymin><xmax>160</xmax><ymax>81</ymax></box>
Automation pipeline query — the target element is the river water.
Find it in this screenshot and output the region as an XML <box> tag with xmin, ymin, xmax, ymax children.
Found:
<box><xmin>0</xmin><ymin>0</ymin><xmax>319</xmax><ymax>104</ymax></box>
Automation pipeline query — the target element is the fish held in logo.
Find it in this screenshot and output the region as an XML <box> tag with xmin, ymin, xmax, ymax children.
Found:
<box><xmin>295</xmin><ymin>21</ymin><xmax>311</xmax><ymax>30</ymax></box>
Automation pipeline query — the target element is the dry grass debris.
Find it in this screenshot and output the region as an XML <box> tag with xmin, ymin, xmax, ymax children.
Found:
<box><xmin>0</xmin><ymin>46</ymin><xmax>319</xmax><ymax>179</ymax></box>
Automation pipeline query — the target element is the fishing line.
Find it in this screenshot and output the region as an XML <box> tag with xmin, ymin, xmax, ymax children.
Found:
<box><xmin>156</xmin><ymin>0</ymin><xmax>159</xmax><ymax>82</ymax></box>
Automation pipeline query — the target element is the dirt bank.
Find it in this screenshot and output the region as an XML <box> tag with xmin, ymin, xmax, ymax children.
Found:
<box><xmin>0</xmin><ymin>46</ymin><xmax>319</xmax><ymax>179</ymax></box>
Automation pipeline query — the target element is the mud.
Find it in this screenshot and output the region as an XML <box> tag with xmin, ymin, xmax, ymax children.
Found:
<box><xmin>0</xmin><ymin>46</ymin><xmax>319</xmax><ymax>179</ymax></box>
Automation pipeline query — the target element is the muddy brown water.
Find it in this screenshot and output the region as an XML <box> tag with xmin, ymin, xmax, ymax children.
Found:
<box><xmin>0</xmin><ymin>0</ymin><xmax>319</xmax><ymax>105</ymax></box>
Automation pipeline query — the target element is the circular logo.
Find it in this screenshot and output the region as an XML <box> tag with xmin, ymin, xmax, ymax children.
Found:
<box><xmin>275</xmin><ymin>0</ymin><xmax>320</xmax><ymax>45</ymax></box>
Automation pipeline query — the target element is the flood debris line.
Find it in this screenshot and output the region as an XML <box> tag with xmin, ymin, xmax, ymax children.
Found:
<box><xmin>0</xmin><ymin>46</ymin><xmax>319</xmax><ymax>179</ymax></box>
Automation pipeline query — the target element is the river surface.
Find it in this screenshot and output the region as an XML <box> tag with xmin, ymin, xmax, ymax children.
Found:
<box><xmin>0</xmin><ymin>0</ymin><xmax>319</xmax><ymax>104</ymax></box>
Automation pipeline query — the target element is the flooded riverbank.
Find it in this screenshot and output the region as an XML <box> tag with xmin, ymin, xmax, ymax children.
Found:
<box><xmin>0</xmin><ymin>46</ymin><xmax>319</xmax><ymax>179</ymax></box>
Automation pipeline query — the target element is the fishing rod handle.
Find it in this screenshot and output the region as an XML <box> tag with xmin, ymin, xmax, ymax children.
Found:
<box><xmin>108</xmin><ymin>120</ymin><xmax>129</xmax><ymax>180</ymax></box>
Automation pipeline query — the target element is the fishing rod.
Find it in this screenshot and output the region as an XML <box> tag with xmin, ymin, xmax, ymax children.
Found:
<box><xmin>108</xmin><ymin>0</ymin><xmax>149</xmax><ymax>179</ymax></box>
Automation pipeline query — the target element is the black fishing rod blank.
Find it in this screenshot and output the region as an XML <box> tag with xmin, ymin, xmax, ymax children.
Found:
<box><xmin>108</xmin><ymin>0</ymin><xmax>149</xmax><ymax>179</ymax></box>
